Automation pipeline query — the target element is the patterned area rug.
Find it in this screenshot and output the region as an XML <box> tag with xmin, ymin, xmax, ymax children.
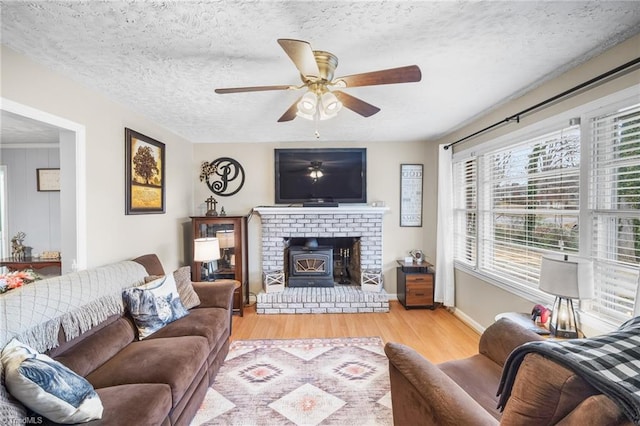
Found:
<box><xmin>191</xmin><ymin>337</ymin><xmax>392</xmax><ymax>426</ymax></box>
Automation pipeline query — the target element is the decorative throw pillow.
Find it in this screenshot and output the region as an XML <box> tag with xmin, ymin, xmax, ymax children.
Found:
<box><xmin>0</xmin><ymin>356</ymin><xmax>27</xmax><ymax>424</ymax></box>
<box><xmin>1</xmin><ymin>339</ymin><xmax>103</xmax><ymax>424</ymax></box>
<box><xmin>123</xmin><ymin>274</ymin><xmax>189</xmax><ymax>339</ymax></box>
<box><xmin>173</xmin><ymin>266</ymin><xmax>201</xmax><ymax>309</ymax></box>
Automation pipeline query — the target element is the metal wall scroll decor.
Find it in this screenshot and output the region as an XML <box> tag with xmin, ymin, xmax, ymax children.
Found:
<box><xmin>199</xmin><ymin>157</ymin><xmax>245</xmax><ymax>196</ymax></box>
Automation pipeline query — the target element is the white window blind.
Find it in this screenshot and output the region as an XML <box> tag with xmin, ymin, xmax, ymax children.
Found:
<box><xmin>589</xmin><ymin>103</ymin><xmax>640</xmax><ymax>322</ymax></box>
<box><xmin>478</xmin><ymin>126</ymin><xmax>581</xmax><ymax>288</ymax></box>
<box><xmin>453</xmin><ymin>158</ymin><xmax>477</xmax><ymax>266</ymax></box>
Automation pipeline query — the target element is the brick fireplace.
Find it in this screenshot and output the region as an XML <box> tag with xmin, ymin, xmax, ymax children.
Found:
<box><xmin>253</xmin><ymin>206</ymin><xmax>389</xmax><ymax>314</ymax></box>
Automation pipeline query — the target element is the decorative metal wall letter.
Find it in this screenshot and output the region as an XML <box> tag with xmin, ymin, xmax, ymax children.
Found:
<box><xmin>200</xmin><ymin>157</ymin><xmax>245</xmax><ymax>196</ymax></box>
<box><xmin>400</xmin><ymin>164</ymin><xmax>423</xmax><ymax>227</ymax></box>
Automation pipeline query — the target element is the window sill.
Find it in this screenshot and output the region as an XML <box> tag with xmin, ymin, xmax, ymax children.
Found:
<box><xmin>453</xmin><ymin>261</ymin><xmax>622</xmax><ymax>337</ymax></box>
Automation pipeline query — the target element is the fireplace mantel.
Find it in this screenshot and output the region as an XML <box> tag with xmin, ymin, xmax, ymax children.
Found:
<box><xmin>253</xmin><ymin>205</ymin><xmax>390</xmax><ymax>215</ymax></box>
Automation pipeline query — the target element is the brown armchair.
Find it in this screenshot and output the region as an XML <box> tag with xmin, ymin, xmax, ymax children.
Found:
<box><xmin>384</xmin><ymin>318</ymin><xmax>630</xmax><ymax>425</ymax></box>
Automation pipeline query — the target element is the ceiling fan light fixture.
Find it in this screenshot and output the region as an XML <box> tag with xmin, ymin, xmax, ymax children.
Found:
<box><xmin>297</xmin><ymin>92</ymin><xmax>317</xmax><ymax>118</ymax></box>
<box><xmin>320</xmin><ymin>92</ymin><xmax>342</xmax><ymax>119</ymax></box>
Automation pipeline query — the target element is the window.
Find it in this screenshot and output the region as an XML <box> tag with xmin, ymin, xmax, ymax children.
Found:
<box><xmin>479</xmin><ymin>126</ymin><xmax>580</xmax><ymax>289</ymax></box>
<box><xmin>453</xmin><ymin>158</ymin><xmax>476</xmax><ymax>266</ymax></box>
<box><xmin>452</xmin><ymin>92</ymin><xmax>640</xmax><ymax>325</ymax></box>
<box><xmin>588</xmin><ymin>103</ymin><xmax>640</xmax><ymax>322</ymax></box>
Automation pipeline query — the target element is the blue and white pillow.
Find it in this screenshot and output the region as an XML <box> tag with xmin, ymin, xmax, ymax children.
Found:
<box><xmin>1</xmin><ymin>339</ymin><xmax>103</xmax><ymax>423</ymax></box>
<box><xmin>123</xmin><ymin>273</ymin><xmax>189</xmax><ymax>339</ymax></box>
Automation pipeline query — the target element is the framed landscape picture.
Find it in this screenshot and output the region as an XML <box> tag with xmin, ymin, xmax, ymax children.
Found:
<box><xmin>125</xmin><ymin>128</ymin><xmax>165</xmax><ymax>215</ymax></box>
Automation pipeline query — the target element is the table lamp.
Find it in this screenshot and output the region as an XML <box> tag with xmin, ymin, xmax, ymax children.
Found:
<box><xmin>194</xmin><ymin>237</ymin><xmax>220</xmax><ymax>281</ymax></box>
<box><xmin>539</xmin><ymin>254</ymin><xmax>594</xmax><ymax>338</ymax></box>
<box><xmin>215</xmin><ymin>230</ymin><xmax>235</xmax><ymax>268</ymax></box>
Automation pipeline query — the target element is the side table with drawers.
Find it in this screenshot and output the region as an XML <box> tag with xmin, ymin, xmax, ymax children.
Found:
<box><xmin>396</xmin><ymin>260</ymin><xmax>435</xmax><ymax>309</ymax></box>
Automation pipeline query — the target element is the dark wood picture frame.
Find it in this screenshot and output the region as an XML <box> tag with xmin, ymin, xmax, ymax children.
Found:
<box><xmin>125</xmin><ymin>128</ymin><xmax>165</xmax><ymax>215</ymax></box>
<box><xmin>400</xmin><ymin>163</ymin><xmax>423</xmax><ymax>227</ymax></box>
<box><xmin>36</xmin><ymin>168</ymin><xmax>60</xmax><ymax>192</ymax></box>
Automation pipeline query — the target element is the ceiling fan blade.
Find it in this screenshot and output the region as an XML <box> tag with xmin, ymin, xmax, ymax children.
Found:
<box><xmin>333</xmin><ymin>91</ymin><xmax>380</xmax><ymax>117</ymax></box>
<box><xmin>277</xmin><ymin>39</ymin><xmax>320</xmax><ymax>78</ymax></box>
<box><xmin>277</xmin><ymin>96</ymin><xmax>303</xmax><ymax>122</ymax></box>
<box><xmin>334</xmin><ymin>65</ymin><xmax>421</xmax><ymax>88</ymax></box>
<box><xmin>215</xmin><ymin>85</ymin><xmax>294</xmax><ymax>94</ymax></box>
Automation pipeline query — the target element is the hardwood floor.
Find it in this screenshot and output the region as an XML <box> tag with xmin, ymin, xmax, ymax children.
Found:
<box><xmin>230</xmin><ymin>300</ymin><xmax>480</xmax><ymax>363</ymax></box>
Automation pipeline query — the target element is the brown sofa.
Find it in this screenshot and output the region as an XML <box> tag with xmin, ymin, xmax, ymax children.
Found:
<box><xmin>384</xmin><ymin>318</ymin><xmax>631</xmax><ymax>425</ymax></box>
<box><xmin>1</xmin><ymin>254</ymin><xmax>235</xmax><ymax>426</ymax></box>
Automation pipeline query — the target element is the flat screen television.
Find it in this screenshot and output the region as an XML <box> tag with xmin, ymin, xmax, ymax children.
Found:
<box><xmin>274</xmin><ymin>148</ymin><xmax>367</xmax><ymax>205</ymax></box>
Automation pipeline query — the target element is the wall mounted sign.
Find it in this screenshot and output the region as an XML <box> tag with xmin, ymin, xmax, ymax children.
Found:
<box><xmin>125</xmin><ymin>128</ymin><xmax>165</xmax><ymax>215</ymax></box>
<box><xmin>200</xmin><ymin>157</ymin><xmax>245</xmax><ymax>196</ymax></box>
<box><xmin>400</xmin><ymin>163</ymin><xmax>423</xmax><ymax>227</ymax></box>
<box><xmin>36</xmin><ymin>168</ymin><xmax>60</xmax><ymax>192</ymax></box>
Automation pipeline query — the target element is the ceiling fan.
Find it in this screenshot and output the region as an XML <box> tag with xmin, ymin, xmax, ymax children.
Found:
<box><xmin>215</xmin><ymin>39</ymin><xmax>422</xmax><ymax>123</ymax></box>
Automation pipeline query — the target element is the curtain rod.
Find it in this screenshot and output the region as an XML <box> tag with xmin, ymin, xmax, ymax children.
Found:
<box><xmin>444</xmin><ymin>56</ymin><xmax>640</xmax><ymax>150</ymax></box>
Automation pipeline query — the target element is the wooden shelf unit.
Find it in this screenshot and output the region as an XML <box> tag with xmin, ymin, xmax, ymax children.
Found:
<box><xmin>190</xmin><ymin>215</ymin><xmax>248</xmax><ymax>316</ymax></box>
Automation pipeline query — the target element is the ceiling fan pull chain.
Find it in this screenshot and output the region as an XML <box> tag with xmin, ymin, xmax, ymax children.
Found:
<box><xmin>314</xmin><ymin>101</ymin><xmax>321</xmax><ymax>139</ymax></box>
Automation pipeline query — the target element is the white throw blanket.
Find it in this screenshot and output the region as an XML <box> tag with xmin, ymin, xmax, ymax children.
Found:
<box><xmin>0</xmin><ymin>261</ymin><xmax>148</xmax><ymax>353</ymax></box>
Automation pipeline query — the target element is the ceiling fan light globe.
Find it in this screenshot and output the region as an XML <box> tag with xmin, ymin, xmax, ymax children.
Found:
<box><xmin>319</xmin><ymin>92</ymin><xmax>342</xmax><ymax>120</ymax></box>
<box><xmin>295</xmin><ymin>110</ymin><xmax>315</xmax><ymax>120</ymax></box>
<box><xmin>297</xmin><ymin>92</ymin><xmax>318</xmax><ymax>116</ymax></box>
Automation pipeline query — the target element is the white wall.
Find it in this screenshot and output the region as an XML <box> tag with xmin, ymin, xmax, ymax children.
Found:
<box><xmin>433</xmin><ymin>33</ymin><xmax>640</xmax><ymax>332</ymax></box>
<box><xmin>0</xmin><ymin>147</ymin><xmax>61</xmax><ymax>256</ymax></box>
<box><xmin>1</xmin><ymin>45</ymin><xmax>194</xmax><ymax>271</ymax></box>
<box><xmin>193</xmin><ymin>140</ymin><xmax>433</xmax><ymax>298</ymax></box>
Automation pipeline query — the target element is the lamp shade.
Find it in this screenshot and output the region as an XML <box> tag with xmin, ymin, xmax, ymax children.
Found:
<box><xmin>539</xmin><ymin>254</ymin><xmax>594</xmax><ymax>299</ymax></box>
<box><xmin>216</xmin><ymin>230</ymin><xmax>235</xmax><ymax>249</ymax></box>
<box><xmin>193</xmin><ymin>237</ymin><xmax>220</xmax><ymax>262</ymax></box>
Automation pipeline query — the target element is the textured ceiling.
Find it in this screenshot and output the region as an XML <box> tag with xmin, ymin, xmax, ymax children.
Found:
<box><xmin>1</xmin><ymin>110</ymin><xmax>60</xmax><ymax>146</ymax></box>
<box><xmin>1</xmin><ymin>1</ymin><xmax>640</xmax><ymax>144</ymax></box>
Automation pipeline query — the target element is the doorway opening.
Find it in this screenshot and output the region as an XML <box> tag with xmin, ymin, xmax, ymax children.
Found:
<box><xmin>1</xmin><ymin>98</ymin><xmax>86</xmax><ymax>273</ymax></box>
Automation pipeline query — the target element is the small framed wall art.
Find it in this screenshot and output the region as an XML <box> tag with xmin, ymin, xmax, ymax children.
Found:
<box><xmin>400</xmin><ymin>163</ymin><xmax>423</xmax><ymax>227</ymax></box>
<box><xmin>37</xmin><ymin>168</ymin><xmax>60</xmax><ymax>192</ymax></box>
<box><xmin>125</xmin><ymin>128</ymin><xmax>165</xmax><ymax>215</ymax></box>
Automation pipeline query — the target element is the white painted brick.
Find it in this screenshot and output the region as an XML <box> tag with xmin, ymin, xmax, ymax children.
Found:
<box><xmin>311</xmin><ymin>308</ymin><xmax>327</xmax><ymax>314</ymax></box>
<box><xmin>304</xmin><ymin>303</ymin><xmax>320</xmax><ymax>308</ymax></box>
<box><xmin>280</xmin><ymin>308</ymin><xmax>296</xmax><ymax>314</ymax></box>
<box><xmin>295</xmin><ymin>308</ymin><xmax>312</xmax><ymax>314</ymax></box>
<box><xmin>264</xmin><ymin>308</ymin><xmax>281</xmax><ymax>314</ymax></box>
<box><xmin>327</xmin><ymin>307</ymin><xmax>344</xmax><ymax>313</ymax></box>
<box><xmin>358</xmin><ymin>308</ymin><xmax>374</xmax><ymax>313</ymax></box>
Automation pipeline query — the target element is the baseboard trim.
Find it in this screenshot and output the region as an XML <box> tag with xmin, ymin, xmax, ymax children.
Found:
<box><xmin>450</xmin><ymin>307</ymin><xmax>486</xmax><ymax>334</ymax></box>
